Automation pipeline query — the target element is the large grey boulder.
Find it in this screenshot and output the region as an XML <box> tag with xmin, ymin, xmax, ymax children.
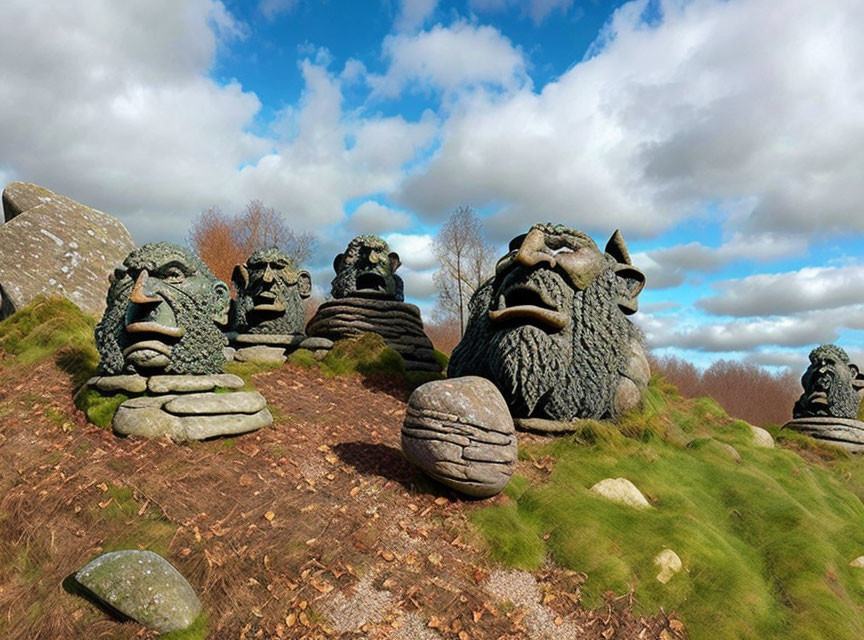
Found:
<box><xmin>74</xmin><ymin>550</ymin><xmax>201</xmax><ymax>633</ymax></box>
<box><xmin>401</xmin><ymin>376</ymin><xmax>517</xmax><ymax>497</ymax></box>
<box><xmin>0</xmin><ymin>182</ymin><xmax>135</xmax><ymax>318</ymax></box>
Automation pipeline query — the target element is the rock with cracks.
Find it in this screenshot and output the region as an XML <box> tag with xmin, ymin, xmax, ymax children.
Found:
<box><xmin>402</xmin><ymin>376</ymin><xmax>517</xmax><ymax>498</ymax></box>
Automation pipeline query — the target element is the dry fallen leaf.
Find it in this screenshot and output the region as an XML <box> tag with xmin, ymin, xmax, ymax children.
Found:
<box><xmin>264</xmin><ymin>510</ymin><xmax>275</xmax><ymax>521</ymax></box>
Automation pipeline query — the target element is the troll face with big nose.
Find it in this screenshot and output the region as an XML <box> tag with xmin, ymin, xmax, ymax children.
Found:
<box><xmin>95</xmin><ymin>243</ymin><xmax>230</xmax><ymax>376</ymax></box>
<box><xmin>448</xmin><ymin>223</ymin><xmax>647</xmax><ymax>421</ymax></box>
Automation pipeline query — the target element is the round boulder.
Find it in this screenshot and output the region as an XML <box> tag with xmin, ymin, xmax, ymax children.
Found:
<box><xmin>402</xmin><ymin>376</ymin><xmax>517</xmax><ymax>498</ymax></box>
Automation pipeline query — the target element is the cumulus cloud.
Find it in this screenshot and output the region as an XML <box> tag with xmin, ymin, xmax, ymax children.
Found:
<box><xmin>400</xmin><ymin>268</ymin><xmax>437</xmax><ymax>298</ymax></box>
<box><xmin>697</xmin><ymin>264</ymin><xmax>864</xmax><ymax>317</ymax></box>
<box><xmin>634</xmin><ymin>232</ymin><xmax>808</xmax><ymax>290</ymax></box>
<box><xmin>368</xmin><ymin>21</ymin><xmax>528</xmax><ymax>97</ymax></box>
<box><xmin>397</xmin><ymin>0</ymin><xmax>864</xmax><ymax>240</ymax></box>
<box><xmin>396</xmin><ymin>0</ymin><xmax>438</xmax><ymax>32</ymax></box>
<box><xmin>470</xmin><ymin>0</ymin><xmax>575</xmax><ymax>25</ymax></box>
<box><xmin>0</xmin><ymin>1</ymin><xmax>436</xmax><ymax>243</ymax></box>
<box><xmin>383</xmin><ymin>232</ymin><xmax>438</xmax><ymax>270</ymax></box>
<box><xmin>348</xmin><ymin>202</ymin><xmax>413</xmax><ymax>234</ymax></box>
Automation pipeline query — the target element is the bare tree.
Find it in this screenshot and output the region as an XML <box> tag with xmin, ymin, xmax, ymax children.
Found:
<box><xmin>188</xmin><ymin>200</ymin><xmax>319</xmax><ymax>285</ymax></box>
<box><xmin>234</xmin><ymin>199</ymin><xmax>318</xmax><ymax>266</ymax></box>
<box><xmin>432</xmin><ymin>206</ymin><xmax>495</xmax><ymax>335</ymax></box>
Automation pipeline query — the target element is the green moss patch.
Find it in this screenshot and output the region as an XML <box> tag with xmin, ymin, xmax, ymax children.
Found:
<box><xmin>75</xmin><ymin>388</ymin><xmax>129</xmax><ymax>429</ymax></box>
<box><xmin>472</xmin><ymin>378</ymin><xmax>864</xmax><ymax>640</ymax></box>
<box><xmin>289</xmin><ymin>333</ymin><xmax>445</xmax><ymax>389</ymax></box>
<box><xmin>0</xmin><ymin>295</ymin><xmax>98</xmax><ymax>385</ymax></box>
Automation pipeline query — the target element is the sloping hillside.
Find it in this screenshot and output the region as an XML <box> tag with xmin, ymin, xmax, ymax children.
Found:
<box><xmin>2</xmin><ymin>298</ymin><xmax>864</xmax><ymax>639</ymax></box>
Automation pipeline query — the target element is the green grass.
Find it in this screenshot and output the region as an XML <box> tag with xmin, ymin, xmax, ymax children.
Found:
<box><xmin>159</xmin><ymin>612</ymin><xmax>209</xmax><ymax>639</ymax></box>
<box><xmin>0</xmin><ymin>295</ymin><xmax>99</xmax><ymax>386</ymax></box>
<box><xmin>472</xmin><ymin>378</ymin><xmax>864</xmax><ymax>640</ymax></box>
<box><xmin>288</xmin><ymin>333</ymin><xmax>445</xmax><ymax>389</ymax></box>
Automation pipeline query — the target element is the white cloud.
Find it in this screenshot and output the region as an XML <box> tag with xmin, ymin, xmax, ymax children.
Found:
<box><xmin>470</xmin><ymin>0</ymin><xmax>575</xmax><ymax>25</ymax></box>
<box><xmin>368</xmin><ymin>21</ymin><xmax>528</xmax><ymax>98</ymax></box>
<box><xmin>348</xmin><ymin>202</ymin><xmax>413</xmax><ymax>234</ymax></box>
<box><xmin>634</xmin><ymin>232</ymin><xmax>808</xmax><ymax>290</ymax></box>
<box><xmin>697</xmin><ymin>264</ymin><xmax>864</xmax><ymax>317</ymax></box>
<box><xmin>0</xmin><ymin>1</ymin><xmax>436</xmax><ymax>243</ymax></box>
<box><xmin>259</xmin><ymin>0</ymin><xmax>300</xmax><ymax>20</ymax></box>
<box><xmin>400</xmin><ymin>268</ymin><xmax>437</xmax><ymax>298</ymax></box>
<box><xmin>397</xmin><ymin>0</ymin><xmax>864</xmax><ymax>240</ymax></box>
<box><xmin>383</xmin><ymin>233</ymin><xmax>438</xmax><ymax>270</ymax></box>
<box><xmin>396</xmin><ymin>0</ymin><xmax>438</xmax><ymax>32</ymax></box>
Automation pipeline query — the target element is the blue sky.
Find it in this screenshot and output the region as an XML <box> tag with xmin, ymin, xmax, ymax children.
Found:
<box><xmin>1</xmin><ymin>0</ymin><xmax>863</xmax><ymax>373</ymax></box>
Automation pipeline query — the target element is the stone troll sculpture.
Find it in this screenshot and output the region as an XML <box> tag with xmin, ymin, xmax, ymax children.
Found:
<box><xmin>89</xmin><ymin>243</ymin><xmax>272</xmax><ymax>441</ymax></box>
<box><xmin>447</xmin><ymin>222</ymin><xmax>649</xmax><ymax>428</ymax></box>
<box><xmin>306</xmin><ymin>234</ymin><xmax>440</xmax><ymax>372</ymax></box>
<box><xmin>402</xmin><ymin>223</ymin><xmax>650</xmax><ymax>498</ymax></box>
<box><xmin>784</xmin><ymin>344</ymin><xmax>864</xmax><ymax>452</ymax></box>
<box><xmin>227</xmin><ymin>247</ymin><xmax>330</xmax><ymax>362</ymax></box>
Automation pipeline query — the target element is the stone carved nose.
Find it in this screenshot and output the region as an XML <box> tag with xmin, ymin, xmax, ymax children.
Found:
<box><xmin>130</xmin><ymin>269</ymin><xmax>161</xmax><ymax>305</ymax></box>
<box><xmin>515</xmin><ymin>229</ymin><xmax>556</xmax><ymax>269</ymax></box>
<box><xmin>262</xmin><ymin>265</ymin><xmax>275</xmax><ymax>283</ymax></box>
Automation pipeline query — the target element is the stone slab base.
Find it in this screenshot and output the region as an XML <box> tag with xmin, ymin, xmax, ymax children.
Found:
<box><xmin>113</xmin><ymin>390</ymin><xmax>272</xmax><ymax>441</ymax></box>
<box><xmin>306</xmin><ymin>297</ymin><xmax>441</xmax><ymax>372</ymax></box>
<box><xmin>783</xmin><ymin>417</ymin><xmax>864</xmax><ymax>453</ymax></box>
<box><xmin>229</xmin><ymin>334</ymin><xmax>334</xmax><ymax>364</ymax></box>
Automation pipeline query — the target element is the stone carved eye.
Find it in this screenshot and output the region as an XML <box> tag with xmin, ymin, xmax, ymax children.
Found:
<box><xmin>162</xmin><ymin>266</ymin><xmax>186</xmax><ymax>284</ymax></box>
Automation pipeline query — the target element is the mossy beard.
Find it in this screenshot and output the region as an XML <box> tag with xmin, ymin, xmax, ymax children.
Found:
<box><xmin>450</xmin><ymin>259</ymin><xmax>640</xmax><ymax>421</ymax></box>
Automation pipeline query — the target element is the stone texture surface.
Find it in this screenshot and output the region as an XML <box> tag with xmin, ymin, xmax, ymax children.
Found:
<box><xmin>589</xmin><ymin>477</ymin><xmax>651</xmax><ymax>509</ymax></box>
<box><xmin>112</xmin><ymin>391</ymin><xmax>272</xmax><ymax>441</ymax></box>
<box><xmin>307</xmin><ymin>297</ymin><xmax>440</xmax><ymax>372</ymax></box>
<box><xmin>232</xmin><ymin>332</ymin><xmax>306</xmax><ymax>346</ymax></box>
<box><xmin>401</xmin><ymin>376</ymin><xmax>517</xmax><ymax>497</ymax></box>
<box><xmin>849</xmin><ymin>556</ymin><xmax>864</xmax><ymax>568</ymax></box>
<box><xmin>234</xmin><ymin>345</ymin><xmax>288</xmax><ymax>364</ymax></box>
<box><xmin>750</xmin><ymin>425</ymin><xmax>775</xmax><ymax>449</ymax></box>
<box><xmin>654</xmin><ymin>549</ymin><xmax>683</xmax><ymax>584</ymax></box>
<box><xmin>783</xmin><ymin>417</ymin><xmax>864</xmax><ymax>453</ymax></box>
<box><xmin>74</xmin><ymin>550</ymin><xmax>201</xmax><ymax>633</ymax></box>
<box><xmin>89</xmin><ymin>374</ymin><xmax>148</xmax><ymax>394</ymax></box>
<box><xmin>147</xmin><ymin>374</ymin><xmax>244</xmax><ymax>394</ymax></box>
<box><xmin>163</xmin><ymin>391</ymin><xmax>267</xmax><ymax>415</ymax></box>
<box><xmin>0</xmin><ymin>182</ymin><xmax>135</xmax><ymax>318</ymax></box>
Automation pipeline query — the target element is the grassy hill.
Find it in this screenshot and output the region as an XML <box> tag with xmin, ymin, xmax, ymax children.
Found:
<box><xmin>2</xmin><ymin>297</ymin><xmax>864</xmax><ymax>639</ymax></box>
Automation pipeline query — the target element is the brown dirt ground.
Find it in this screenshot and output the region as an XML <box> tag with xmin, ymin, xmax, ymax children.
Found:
<box><xmin>0</xmin><ymin>353</ymin><xmax>687</xmax><ymax>640</ymax></box>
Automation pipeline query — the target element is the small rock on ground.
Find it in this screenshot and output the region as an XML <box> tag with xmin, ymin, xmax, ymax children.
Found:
<box><xmin>74</xmin><ymin>550</ymin><xmax>201</xmax><ymax>633</ymax></box>
<box><xmin>750</xmin><ymin>425</ymin><xmax>775</xmax><ymax>448</ymax></box>
<box><xmin>654</xmin><ymin>548</ymin><xmax>683</xmax><ymax>584</ymax></box>
<box><xmin>589</xmin><ymin>477</ymin><xmax>652</xmax><ymax>509</ymax></box>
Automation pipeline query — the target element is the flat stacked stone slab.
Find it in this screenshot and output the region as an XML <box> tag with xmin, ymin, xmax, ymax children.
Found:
<box><xmin>402</xmin><ymin>376</ymin><xmax>517</xmax><ymax>497</ymax></box>
<box><xmin>783</xmin><ymin>417</ymin><xmax>864</xmax><ymax>453</ymax></box>
<box><xmin>229</xmin><ymin>332</ymin><xmax>333</xmax><ymax>363</ymax></box>
<box><xmin>307</xmin><ymin>297</ymin><xmax>440</xmax><ymax>372</ymax></box>
<box><xmin>87</xmin><ymin>374</ymin><xmax>272</xmax><ymax>441</ymax></box>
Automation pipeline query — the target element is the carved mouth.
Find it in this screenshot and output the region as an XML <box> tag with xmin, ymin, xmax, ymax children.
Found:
<box><xmin>355</xmin><ymin>272</ymin><xmax>388</xmax><ymax>294</ymax></box>
<box><xmin>122</xmin><ymin>338</ymin><xmax>174</xmax><ymax>370</ymax></box>
<box><xmin>489</xmin><ymin>284</ymin><xmax>568</xmax><ymax>331</ymax></box>
<box><xmin>806</xmin><ymin>391</ymin><xmax>829</xmax><ymax>405</ymax></box>
<box><xmin>253</xmin><ymin>290</ymin><xmax>285</xmax><ymax>312</ymax></box>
